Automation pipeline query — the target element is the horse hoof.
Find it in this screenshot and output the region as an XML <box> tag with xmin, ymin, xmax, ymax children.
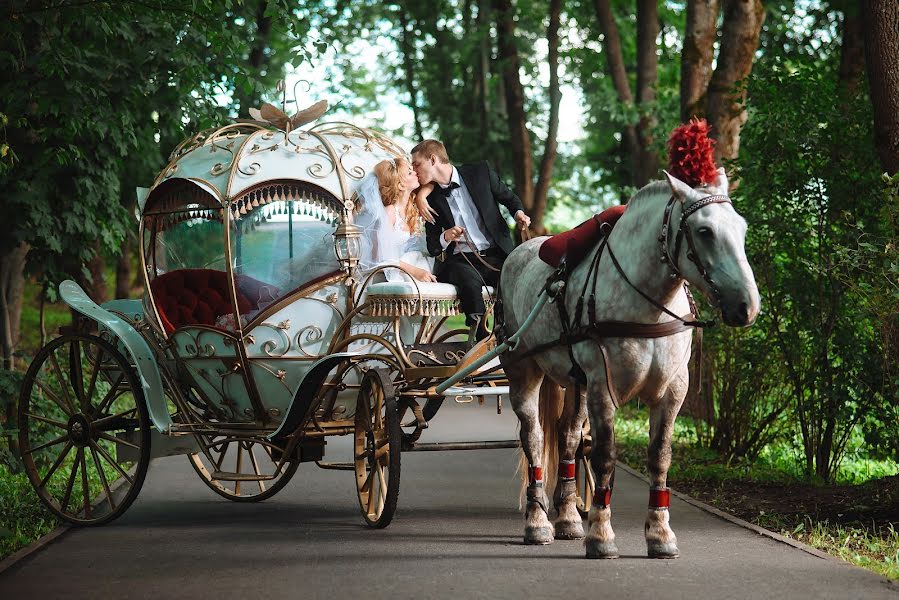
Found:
<box><xmin>554</xmin><ymin>521</ymin><xmax>585</xmax><ymax>540</ymax></box>
<box><xmin>585</xmin><ymin>539</ymin><xmax>619</xmax><ymax>559</ymax></box>
<box><xmin>647</xmin><ymin>541</ymin><xmax>679</xmax><ymax>559</ymax></box>
<box><xmin>524</xmin><ymin>526</ymin><xmax>555</xmax><ymax>545</ymax></box>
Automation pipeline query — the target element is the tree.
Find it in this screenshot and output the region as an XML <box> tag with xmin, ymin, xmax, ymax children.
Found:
<box><xmin>863</xmin><ymin>0</ymin><xmax>899</xmax><ymax>174</ymax></box>
<box><xmin>680</xmin><ymin>0</ymin><xmax>720</xmax><ymax>121</ymax></box>
<box><xmin>705</xmin><ymin>0</ymin><xmax>765</xmax><ymax>162</ymax></box>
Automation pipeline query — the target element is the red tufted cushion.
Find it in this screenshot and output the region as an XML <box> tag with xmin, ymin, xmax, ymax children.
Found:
<box><xmin>151</xmin><ymin>269</ymin><xmax>277</xmax><ymax>333</ymax></box>
<box><xmin>538</xmin><ymin>205</ymin><xmax>627</xmax><ymax>268</ymax></box>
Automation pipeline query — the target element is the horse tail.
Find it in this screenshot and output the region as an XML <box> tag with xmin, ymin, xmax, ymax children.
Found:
<box><xmin>518</xmin><ymin>379</ymin><xmax>565</xmax><ymax>506</ymax></box>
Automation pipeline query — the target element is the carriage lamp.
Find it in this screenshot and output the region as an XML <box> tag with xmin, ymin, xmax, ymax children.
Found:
<box><xmin>333</xmin><ymin>221</ymin><xmax>363</xmax><ymax>274</ymax></box>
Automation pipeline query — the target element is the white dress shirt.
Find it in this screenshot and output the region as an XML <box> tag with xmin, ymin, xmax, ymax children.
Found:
<box><xmin>439</xmin><ymin>167</ymin><xmax>492</xmax><ymax>254</ymax></box>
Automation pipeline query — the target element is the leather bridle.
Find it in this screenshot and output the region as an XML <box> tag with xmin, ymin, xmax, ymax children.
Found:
<box><xmin>659</xmin><ymin>193</ymin><xmax>733</xmax><ymax>307</ymax></box>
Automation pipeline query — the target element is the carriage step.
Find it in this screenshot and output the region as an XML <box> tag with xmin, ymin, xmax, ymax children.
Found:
<box><xmin>443</xmin><ymin>385</ymin><xmax>509</xmax><ymax>398</ymax></box>
<box><xmin>210</xmin><ymin>471</ymin><xmax>276</xmax><ymax>482</ymax></box>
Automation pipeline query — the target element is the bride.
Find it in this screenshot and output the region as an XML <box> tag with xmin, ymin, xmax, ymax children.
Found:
<box><xmin>355</xmin><ymin>157</ymin><xmax>437</xmax><ymax>283</ymax></box>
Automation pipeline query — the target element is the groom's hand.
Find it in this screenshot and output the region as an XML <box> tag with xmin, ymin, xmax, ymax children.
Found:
<box><xmin>443</xmin><ymin>225</ymin><xmax>464</xmax><ymax>243</ymax></box>
<box><xmin>514</xmin><ymin>210</ymin><xmax>531</xmax><ymax>229</ymax></box>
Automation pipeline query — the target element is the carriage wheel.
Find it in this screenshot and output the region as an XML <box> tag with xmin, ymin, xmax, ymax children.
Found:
<box><xmin>575</xmin><ymin>427</ymin><xmax>595</xmax><ymax>517</ymax></box>
<box><xmin>16</xmin><ymin>333</ymin><xmax>151</xmax><ymax>526</ymax></box>
<box><xmin>188</xmin><ymin>436</ymin><xmax>299</xmax><ymax>502</ymax></box>
<box><xmin>354</xmin><ymin>369</ymin><xmax>401</xmax><ymax>528</ymax></box>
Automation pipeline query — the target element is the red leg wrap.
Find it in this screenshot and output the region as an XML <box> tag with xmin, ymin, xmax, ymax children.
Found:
<box><xmin>528</xmin><ymin>466</ymin><xmax>543</xmax><ymax>485</ymax></box>
<box><xmin>593</xmin><ymin>486</ymin><xmax>612</xmax><ymax>508</ymax></box>
<box><xmin>559</xmin><ymin>460</ymin><xmax>576</xmax><ymax>480</ymax></box>
<box><xmin>649</xmin><ymin>487</ymin><xmax>670</xmax><ymax>509</ymax></box>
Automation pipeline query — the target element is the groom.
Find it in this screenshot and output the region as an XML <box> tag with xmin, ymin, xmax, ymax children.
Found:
<box><xmin>410</xmin><ymin>139</ymin><xmax>531</xmax><ymax>341</ymax></box>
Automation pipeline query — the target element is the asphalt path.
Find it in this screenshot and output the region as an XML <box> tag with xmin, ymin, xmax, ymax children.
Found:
<box><xmin>2</xmin><ymin>399</ymin><xmax>897</xmax><ymax>599</ymax></box>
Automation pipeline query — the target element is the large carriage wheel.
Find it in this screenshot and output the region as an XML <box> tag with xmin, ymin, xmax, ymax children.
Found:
<box><xmin>16</xmin><ymin>333</ymin><xmax>151</xmax><ymax>526</ymax></box>
<box><xmin>575</xmin><ymin>423</ymin><xmax>595</xmax><ymax>516</ymax></box>
<box><xmin>354</xmin><ymin>369</ymin><xmax>401</xmax><ymax>528</ymax></box>
<box><xmin>188</xmin><ymin>436</ymin><xmax>299</xmax><ymax>502</ymax></box>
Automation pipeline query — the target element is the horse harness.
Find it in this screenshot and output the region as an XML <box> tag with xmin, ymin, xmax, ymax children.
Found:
<box><xmin>510</xmin><ymin>193</ymin><xmax>733</xmax><ymax>399</ymax></box>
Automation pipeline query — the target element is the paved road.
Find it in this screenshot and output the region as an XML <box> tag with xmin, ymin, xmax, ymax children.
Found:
<box><xmin>2</xmin><ymin>400</ymin><xmax>896</xmax><ymax>599</ymax></box>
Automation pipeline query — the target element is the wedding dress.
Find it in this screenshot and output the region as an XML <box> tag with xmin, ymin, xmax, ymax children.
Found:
<box><xmin>354</xmin><ymin>172</ymin><xmax>434</xmax><ymax>282</ymax></box>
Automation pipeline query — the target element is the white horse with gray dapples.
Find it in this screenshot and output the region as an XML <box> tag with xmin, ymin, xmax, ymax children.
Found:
<box><xmin>499</xmin><ymin>168</ymin><xmax>760</xmax><ymax>558</ymax></box>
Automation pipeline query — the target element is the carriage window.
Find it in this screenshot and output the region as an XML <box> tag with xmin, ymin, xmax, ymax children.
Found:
<box><xmin>230</xmin><ymin>198</ymin><xmax>340</xmax><ymax>313</ymax></box>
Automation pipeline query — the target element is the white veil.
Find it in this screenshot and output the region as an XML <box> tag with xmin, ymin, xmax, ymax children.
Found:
<box><xmin>354</xmin><ymin>172</ymin><xmax>403</xmax><ymax>274</ymax></box>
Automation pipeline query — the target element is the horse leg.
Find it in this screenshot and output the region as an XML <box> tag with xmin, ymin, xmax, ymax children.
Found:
<box><xmin>507</xmin><ymin>358</ymin><xmax>554</xmax><ymax>545</ymax></box>
<box><xmin>644</xmin><ymin>374</ymin><xmax>687</xmax><ymax>558</ymax></box>
<box><xmin>553</xmin><ymin>385</ymin><xmax>586</xmax><ymax>540</ymax></box>
<box><xmin>584</xmin><ymin>391</ymin><xmax>618</xmax><ymax>559</ymax></box>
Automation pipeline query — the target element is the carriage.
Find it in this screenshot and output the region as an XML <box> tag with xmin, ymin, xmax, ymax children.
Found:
<box><xmin>14</xmin><ymin>115</ymin><xmax>596</xmax><ymax>528</ymax></box>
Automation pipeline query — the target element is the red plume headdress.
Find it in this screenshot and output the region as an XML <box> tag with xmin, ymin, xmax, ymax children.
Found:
<box><xmin>667</xmin><ymin>119</ymin><xmax>718</xmax><ymax>188</ymax></box>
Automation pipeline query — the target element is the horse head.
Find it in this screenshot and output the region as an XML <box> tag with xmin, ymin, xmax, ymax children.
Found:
<box><xmin>663</xmin><ymin>168</ymin><xmax>761</xmax><ymax>327</ymax></box>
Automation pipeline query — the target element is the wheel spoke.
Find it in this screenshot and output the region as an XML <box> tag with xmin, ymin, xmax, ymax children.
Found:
<box><xmin>247</xmin><ymin>445</ymin><xmax>266</xmax><ymax>493</ymax></box>
<box><xmin>23</xmin><ymin>434</ymin><xmax>69</xmax><ymax>455</ymax></box>
<box><xmin>214</xmin><ymin>440</ymin><xmax>229</xmax><ymax>471</ymax></box>
<box><xmin>60</xmin><ymin>449</ymin><xmax>82</xmax><ymax>513</ymax></box>
<box><xmin>94</xmin><ymin>373</ymin><xmax>125</xmax><ymax>417</ymax></box>
<box><xmin>38</xmin><ymin>441</ymin><xmax>74</xmax><ymax>489</ymax></box>
<box><xmin>47</xmin><ymin>349</ymin><xmax>77</xmax><ymax>415</ymax></box>
<box><xmin>97</xmin><ymin>431</ymin><xmax>139</xmax><ymax>450</ymax></box>
<box><xmin>84</xmin><ymin>347</ymin><xmax>104</xmax><ymax>410</ymax></box>
<box><xmin>376</xmin><ymin>463</ymin><xmax>387</xmax><ymax>513</ymax></box>
<box><xmin>89</xmin><ymin>440</ymin><xmax>134</xmax><ymax>485</ymax></box>
<box><xmin>80</xmin><ymin>450</ymin><xmax>91</xmax><ymax>518</ymax></box>
<box><xmin>90</xmin><ymin>445</ymin><xmax>116</xmax><ymax>511</ymax></box>
<box><xmin>92</xmin><ymin>407</ymin><xmax>137</xmax><ymax>430</ymax></box>
<box><xmin>366</xmin><ymin>469</ymin><xmax>377</xmax><ymax>515</ymax></box>
<box><xmin>234</xmin><ymin>443</ymin><xmax>243</xmax><ymax>496</ymax></box>
<box><xmin>34</xmin><ymin>378</ymin><xmax>74</xmax><ymax>417</ymax></box>
<box><xmin>70</xmin><ymin>340</ymin><xmax>86</xmax><ymax>411</ymax></box>
<box><xmin>24</xmin><ymin>412</ymin><xmax>68</xmax><ymax>430</ymax></box>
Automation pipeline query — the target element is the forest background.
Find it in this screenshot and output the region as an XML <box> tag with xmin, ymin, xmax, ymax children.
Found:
<box><xmin>0</xmin><ymin>0</ymin><xmax>897</xmax><ymax>575</ymax></box>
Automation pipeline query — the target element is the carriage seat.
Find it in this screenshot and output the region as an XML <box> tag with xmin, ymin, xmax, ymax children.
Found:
<box><xmin>364</xmin><ymin>281</ymin><xmax>494</xmax><ymax>317</ymax></box>
<box><xmin>538</xmin><ymin>204</ymin><xmax>627</xmax><ymax>268</ymax></box>
<box><xmin>151</xmin><ymin>268</ymin><xmax>278</xmax><ymax>333</ymax></box>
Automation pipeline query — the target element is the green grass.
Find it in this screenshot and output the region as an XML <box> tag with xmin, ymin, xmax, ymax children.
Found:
<box><xmin>613</xmin><ymin>403</ymin><xmax>899</xmax><ymax>580</ymax></box>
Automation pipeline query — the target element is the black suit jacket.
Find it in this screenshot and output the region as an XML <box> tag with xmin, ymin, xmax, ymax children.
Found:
<box><xmin>423</xmin><ymin>161</ymin><xmax>524</xmax><ymax>260</ymax></box>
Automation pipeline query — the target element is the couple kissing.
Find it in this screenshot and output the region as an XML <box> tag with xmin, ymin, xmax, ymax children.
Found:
<box><xmin>355</xmin><ymin>139</ymin><xmax>531</xmax><ymax>341</ymax></box>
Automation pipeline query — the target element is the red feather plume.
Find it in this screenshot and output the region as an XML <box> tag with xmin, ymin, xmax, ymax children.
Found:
<box><xmin>667</xmin><ymin>119</ymin><xmax>718</xmax><ymax>187</ymax></box>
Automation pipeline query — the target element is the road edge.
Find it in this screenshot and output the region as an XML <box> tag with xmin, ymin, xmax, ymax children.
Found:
<box><xmin>616</xmin><ymin>460</ymin><xmax>899</xmax><ymax>588</ymax></box>
<box><xmin>0</xmin><ymin>524</ymin><xmax>70</xmax><ymax>576</ymax></box>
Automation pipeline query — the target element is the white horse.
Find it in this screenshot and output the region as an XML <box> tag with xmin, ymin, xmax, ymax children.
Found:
<box><xmin>499</xmin><ymin>168</ymin><xmax>760</xmax><ymax>558</ymax></box>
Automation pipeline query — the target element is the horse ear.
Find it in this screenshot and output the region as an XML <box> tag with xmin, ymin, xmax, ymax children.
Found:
<box><xmin>663</xmin><ymin>170</ymin><xmax>693</xmax><ymax>203</ymax></box>
<box><xmin>714</xmin><ymin>167</ymin><xmax>729</xmax><ymax>194</ymax></box>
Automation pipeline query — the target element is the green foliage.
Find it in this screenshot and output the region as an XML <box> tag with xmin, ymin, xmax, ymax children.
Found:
<box><xmin>722</xmin><ymin>52</ymin><xmax>884</xmax><ymax>481</ymax></box>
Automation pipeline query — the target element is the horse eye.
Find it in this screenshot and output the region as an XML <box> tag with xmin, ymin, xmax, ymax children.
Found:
<box><xmin>697</xmin><ymin>227</ymin><xmax>714</xmax><ymax>239</ymax></box>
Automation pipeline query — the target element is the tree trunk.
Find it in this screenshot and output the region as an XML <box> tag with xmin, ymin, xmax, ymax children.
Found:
<box><xmin>838</xmin><ymin>5</ymin><xmax>865</xmax><ymax>93</ymax></box>
<box><xmin>234</xmin><ymin>0</ymin><xmax>273</xmax><ymax>118</ymax></box>
<box><xmin>591</xmin><ymin>0</ymin><xmax>641</xmax><ymax>185</ymax></box>
<box><xmin>494</xmin><ymin>0</ymin><xmax>534</xmax><ymax>210</ymax></box>
<box><xmin>0</xmin><ymin>242</ymin><xmax>29</xmax><ymax>370</ymax></box>
<box><xmin>531</xmin><ymin>0</ymin><xmax>563</xmax><ymax>235</ymax></box>
<box><xmin>706</xmin><ymin>0</ymin><xmax>765</xmax><ymax>163</ymax></box>
<box><xmin>635</xmin><ymin>0</ymin><xmax>660</xmax><ymax>185</ymax></box>
<box><xmin>680</xmin><ymin>0</ymin><xmax>720</xmax><ymax>121</ymax></box>
<box><xmin>79</xmin><ymin>245</ymin><xmax>108</xmax><ymax>305</ymax></box>
<box><xmin>115</xmin><ymin>240</ymin><xmax>133</xmax><ymax>299</ymax></box>
<box><xmin>863</xmin><ymin>0</ymin><xmax>899</xmax><ymax>174</ymax></box>
<box><xmin>477</xmin><ymin>0</ymin><xmax>492</xmax><ymax>147</ymax></box>
<box><xmin>398</xmin><ymin>11</ymin><xmax>424</xmax><ymax>140</ymax></box>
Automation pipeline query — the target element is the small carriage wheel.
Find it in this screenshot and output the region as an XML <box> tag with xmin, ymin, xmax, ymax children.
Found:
<box><xmin>575</xmin><ymin>427</ymin><xmax>595</xmax><ymax>517</ymax></box>
<box><xmin>354</xmin><ymin>368</ymin><xmax>401</xmax><ymax>528</ymax></box>
<box><xmin>16</xmin><ymin>333</ymin><xmax>151</xmax><ymax>526</ymax></box>
<box><xmin>188</xmin><ymin>436</ymin><xmax>299</xmax><ymax>502</ymax></box>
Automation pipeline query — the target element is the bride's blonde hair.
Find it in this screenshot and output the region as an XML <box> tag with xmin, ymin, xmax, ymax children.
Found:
<box><xmin>374</xmin><ymin>157</ymin><xmax>420</xmax><ymax>233</ymax></box>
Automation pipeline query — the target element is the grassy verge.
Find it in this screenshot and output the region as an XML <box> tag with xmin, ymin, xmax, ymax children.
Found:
<box><xmin>614</xmin><ymin>404</ymin><xmax>899</xmax><ymax>581</ymax></box>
